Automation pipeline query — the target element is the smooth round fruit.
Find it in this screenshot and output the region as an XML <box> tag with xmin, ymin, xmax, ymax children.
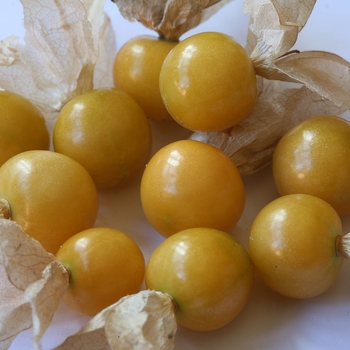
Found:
<box><xmin>0</xmin><ymin>150</ymin><xmax>99</xmax><ymax>254</ymax></box>
<box><xmin>140</xmin><ymin>139</ymin><xmax>245</xmax><ymax>238</ymax></box>
<box><xmin>0</xmin><ymin>90</ymin><xmax>50</xmax><ymax>166</ymax></box>
<box><xmin>272</xmin><ymin>115</ymin><xmax>350</xmax><ymax>216</ymax></box>
<box><xmin>159</xmin><ymin>31</ymin><xmax>258</xmax><ymax>132</ymax></box>
<box><xmin>249</xmin><ymin>194</ymin><xmax>343</xmax><ymax>299</ymax></box>
<box><xmin>145</xmin><ymin>227</ymin><xmax>254</xmax><ymax>331</ymax></box>
<box><xmin>53</xmin><ymin>88</ymin><xmax>152</xmax><ymax>189</ymax></box>
<box><xmin>113</xmin><ymin>35</ymin><xmax>177</xmax><ymax>121</ymax></box>
<box><xmin>56</xmin><ymin>227</ymin><xmax>145</xmax><ymax>316</ymax></box>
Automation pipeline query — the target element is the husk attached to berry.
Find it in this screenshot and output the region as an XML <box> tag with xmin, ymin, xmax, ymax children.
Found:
<box><xmin>0</xmin><ymin>264</ymin><xmax>32</xmax><ymax>350</ymax></box>
<box><xmin>0</xmin><ymin>0</ymin><xmax>350</xmax><ymax>349</ymax></box>
<box><xmin>190</xmin><ymin>79</ymin><xmax>345</xmax><ymax>175</ymax></box>
<box><xmin>111</xmin><ymin>0</ymin><xmax>233</xmax><ymax>41</ymax></box>
<box><xmin>0</xmin><ymin>0</ymin><xmax>116</xmax><ymax>119</ymax></box>
<box><xmin>0</xmin><ymin>219</ymin><xmax>69</xmax><ymax>350</ymax></box>
<box><xmin>0</xmin><ymin>217</ymin><xmax>177</xmax><ymax>350</ymax></box>
<box><xmin>190</xmin><ymin>0</ymin><xmax>350</xmax><ymax>175</ymax></box>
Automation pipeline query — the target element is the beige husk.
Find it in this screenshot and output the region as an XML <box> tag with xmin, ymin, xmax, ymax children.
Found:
<box><xmin>111</xmin><ymin>0</ymin><xmax>233</xmax><ymax>41</ymax></box>
<box><xmin>0</xmin><ymin>0</ymin><xmax>116</xmax><ymax>119</ymax></box>
<box><xmin>0</xmin><ymin>219</ymin><xmax>69</xmax><ymax>350</ymax></box>
<box><xmin>0</xmin><ymin>0</ymin><xmax>350</xmax><ymax>349</ymax></box>
<box><xmin>112</xmin><ymin>0</ymin><xmax>350</xmax><ymax>175</ymax></box>
<box><xmin>190</xmin><ymin>0</ymin><xmax>350</xmax><ymax>175</ymax></box>
<box><xmin>53</xmin><ymin>290</ymin><xmax>177</xmax><ymax>350</ymax></box>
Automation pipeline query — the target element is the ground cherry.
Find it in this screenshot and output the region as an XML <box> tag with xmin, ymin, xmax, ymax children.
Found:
<box><xmin>53</xmin><ymin>88</ymin><xmax>152</xmax><ymax>189</ymax></box>
<box><xmin>140</xmin><ymin>139</ymin><xmax>245</xmax><ymax>238</ymax></box>
<box><xmin>249</xmin><ymin>193</ymin><xmax>343</xmax><ymax>299</ymax></box>
<box><xmin>113</xmin><ymin>35</ymin><xmax>178</xmax><ymax>121</ymax></box>
<box><xmin>272</xmin><ymin>115</ymin><xmax>350</xmax><ymax>216</ymax></box>
<box><xmin>56</xmin><ymin>227</ymin><xmax>145</xmax><ymax>316</ymax></box>
<box><xmin>0</xmin><ymin>150</ymin><xmax>99</xmax><ymax>254</ymax></box>
<box><xmin>145</xmin><ymin>227</ymin><xmax>254</xmax><ymax>331</ymax></box>
<box><xmin>159</xmin><ymin>31</ymin><xmax>258</xmax><ymax>132</ymax></box>
<box><xmin>0</xmin><ymin>90</ymin><xmax>49</xmax><ymax>166</ymax></box>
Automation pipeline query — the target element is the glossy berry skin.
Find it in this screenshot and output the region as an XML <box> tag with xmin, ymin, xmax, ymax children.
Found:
<box><xmin>0</xmin><ymin>150</ymin><xmax>99</xmax><ymax>254</ymax></box>
<box><xmin>56</xmin><ymin>227</ymin><xmax>145</xmax><ymax>316</ymax></box>
<box><xmin>53</xmin><ymin>88</ymin><xmax>152</xmax><ymax>189</ymax></box>
<box><xmin>113</xmin><ymin>35</ymin><xmax>177</xmax><ymax>121</ymax></box>
<box><xmin>249</xmin><ymin>194</ymin><xmax>343</xmax><ymax>299</ymax></box>
<box><xmin>140</xmin><ymin>139</ymin><xmax>245</xmax><ymax>238</ymax></box>
<box><xmin>0</xmin><ymin>90</ymin><xmax>49</xmax><ymax>166</ymax></box>
<box><xmin>145</xmin><ymin>227</ymin><xmax>254</xmax><ymax>331</ymax></box>
<box><xmin>272</xmin><ymin>115</ymin><xmax>350</xmax><ymax>216</ymax></box>
<box><xmin>159</xmin><ymin>32</ymin><xmax>258</xmax><ymax>132</ymax></box>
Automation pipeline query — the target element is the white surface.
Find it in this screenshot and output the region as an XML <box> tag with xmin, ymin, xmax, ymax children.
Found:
<box><xmin>1</xmin><ymin>0</ymin><xmax>350</xmax><ymax>349</ymax></box>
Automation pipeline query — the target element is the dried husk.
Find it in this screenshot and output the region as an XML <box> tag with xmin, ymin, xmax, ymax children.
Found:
<box><xmin>0</xmin><ymin>264</ymin><xmax>32</xmax><ymax>349</ymax></box>
<box><xmin>0</xmin><ymin>221</ymin><xmax>178</xmax><ymax>350</ymax></box>
<box><xmin>0</xmin><ymin>219</ymin><xmax>69</xmax><ymax>350</ymax></box>
<box><xmin>1</xmin><ymin>0</ymin><xmax>350</xmax><ymax>349</ymax></box>
<box><xmin>53</xmin><ymin>290</ymin><xmax>177</xmax><ymax>350</ymax></box>
<box><xmin>112</xmin><ymin>0</ymin><xmax>233</xmax><ymax>41</ymax></box>
<box><xmin>190</xmin><ymin>0</ymin><xmax>350</xmax><ymax>174</ymax></box>
<box><xmin>190</xmin><ymin>78</ymin><xmax>346</xmax><ymax>175</ymax></box>
<box><xmin>0</xmin><ymin>0</ymin><xmax>116</xmax><ymax>119</ymax></box>
<box><xmin>0</xmin><ymin>218</ymin><xmax>55</xmax><ymax>291</ymax></box>
<box><xmin>25</xmin><ymin>261</ymin><xmax>69</xmax><ymax>350</ymax></box>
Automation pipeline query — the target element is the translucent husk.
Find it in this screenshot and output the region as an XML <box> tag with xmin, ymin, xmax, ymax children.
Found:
<box><xmin>0</xmin><ymin>219</ymin><xmax>177</xmax><ymax>350</ymax></box>
<box><xmin>111</xmin><ymin>0</ymin><xmax>233</xmax><ymax>41</ymax></box>
<box><xmin>0</xmin><ymin>219</ymin><xmax>69</xmax><ymax>350</ymax></box>
<box><xmin>1</xmin><ymin>0</ymin><xmax>350</xmax><ymax>349</ymax></box>
<box><xmin>0</xmin><ymin>0</ymin><xmax>116</xmax><ymax>119</ymax></box>
<box><xmin>190</xmin><ymin>0</ymin><xmax>350</xmax><ymax>175</ymax></box>
<box><xmin>112</xmin><ymin>0</ymin><xmax>350</xmax><ymax>175</ymax></box>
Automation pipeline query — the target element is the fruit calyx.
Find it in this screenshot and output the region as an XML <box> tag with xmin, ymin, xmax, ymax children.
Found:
<box><xmin>336</xmin><ymin>234</ymin><xmax>350</xmax><ymax>259</ymax></box>
<box><xmin>0</xmin><ymin>198</ymin><xmax>11</xmax><ymax>220</ymax></box>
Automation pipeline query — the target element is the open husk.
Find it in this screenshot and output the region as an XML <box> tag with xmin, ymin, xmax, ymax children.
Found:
<box><xmin>1</xmin><ymin>0</ymin><xmax>350</xmax><ymax>349</ymax></box>
<box><xmin>53</xmin><ymin>290</ymin><xmax>177</xmax><ymax>350</ymax></box>
<box><xmin>0</xmin><ymin>219</ymin><xmax>177</xmax><ymax>350</ymax></box>
<box><xmin>190</xmin><ymin>0</ymin><xmax>350</xmax><ymax>174</ymax></box>
<box><xmin>0</xmin><ymin>0</ymin><xmax>116</xmax><ymax>119</ymax></box>
<box><xmin>0</xmin><ymin>219</ymin><xmax>69</xmax><ymax>350</ymax></box>
<box><xmin>112</xmin><ymin>0</ymin><xmax>350</xmax><ymax>175</ymax></box>
<box><xmin>111</xmin><ymin>0</ymin><xmax>233</xmax><ymax>41</ymax></box>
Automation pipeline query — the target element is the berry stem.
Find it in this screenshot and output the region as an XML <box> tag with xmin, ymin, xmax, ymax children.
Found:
<box><xmin>336</xmin><ymin>234</ymin><xmax>350</xmax><ymax>259</ymax></box>
<box><xmin>0</xmin><ymin>198</ymin><xmax>11</xmax><ymax>219</ymax></box>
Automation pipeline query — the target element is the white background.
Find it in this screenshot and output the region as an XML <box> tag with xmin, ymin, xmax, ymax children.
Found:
<box><xmin>1</xmin><ymin>1</ymin><xmax>350</xmax><ymax>349</ymax></box>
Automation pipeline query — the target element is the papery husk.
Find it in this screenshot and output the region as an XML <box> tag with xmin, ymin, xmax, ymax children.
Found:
<box><xmin>246</xmin><ymin>0</ymin><xmax>350</xmax><ymax>110</ymax></box>
<box><xmin>1</xmin><ymin>0</ymin><xmax>350</xmax><ymax>348</ymax></box>
<box><xmin>112</xmin><ymin>0</ymin><xmax>233</xmax><ymax>41</ymax></box>
<box><xmin>0</xmin><ymin>0</ymin><xmax>116</xmax><ymax>119</ymax></box>
<box><xmin>190</xmin><ymin>78</ymin><xmax>346</xmax><ymax>175</ymax></box>
<box><xmin>0</xmin><ymin>264</ymin><xmax>32</xmax><ymax>350</ymax></box>
<box><xmin>191</xmin><ymin>0</ymin><xmax>350</xmax><ymax>174</ymax></box>
<box><xmin>245</xmin><ymin>0</ymin><xmax>316</xmax><ymax>65</ymax></box>
<box><xmin>244</xmin><ymin>0</ymin><xmax>350</xmax><ymax>122</ymax></box>
<box><xmin>0</xmin><ymin>218</ymin><xmax>55</xmax><ymax>291</ymax></box>
<box><xmin>0</xmin><ymin>219</ymin><xmax>69</xmax><ymax>349</ymax></box>
<box><xmin>0</xmin><ymin>218</ymin><xmax>177</xmax><ymax>350</ymax></box>
<box><xmin>54</xmin><ymin>290</ymin><xmax>177</xmax><ymax>350</ymax></box>
<box><xmin>25</xmin><ymin>261</ymin><xmax>69</xmax><ymax>350</ymax></box>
